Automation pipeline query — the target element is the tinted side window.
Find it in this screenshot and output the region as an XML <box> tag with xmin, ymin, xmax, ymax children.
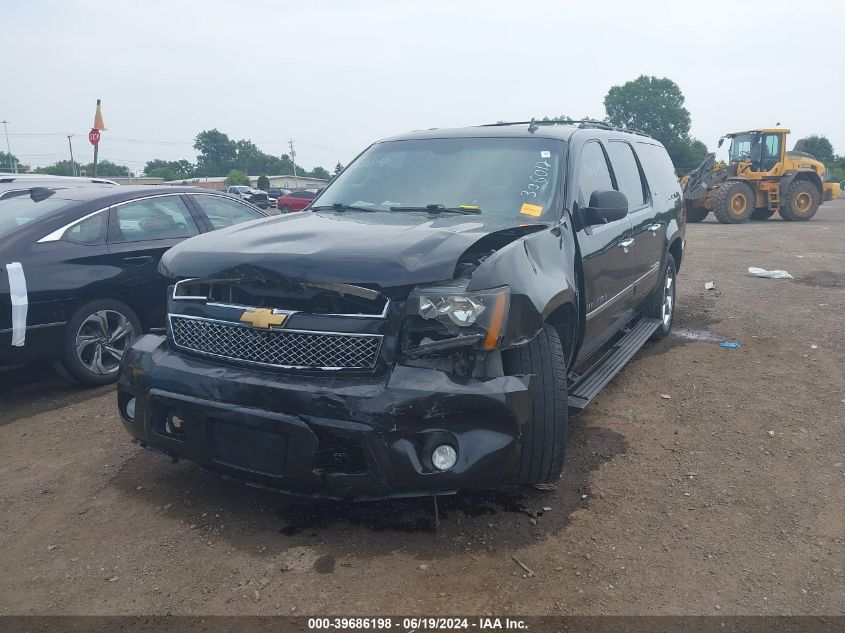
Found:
<box><xmin>607</xmin><ymin>141</ymin><xmax>647</xmax><ymax>208</ymax></box>
<box><xmin>762</xmin><ymin>134</ymin><xmax>781</xmax><ymax>170</ymax></box>
<box><xmin>63</xmin><ymin>210</ymin><xmax>107</xmax><ymax>245</ymax></box>
<box><xmin>191</xmin><ymin>194</ymin><xmax>265</xmax><ymax>230</ymax></box>
<box><xmin>293</xmin><ymin>191</ymin><xmax>316</xmax><ymax>199</ymax></box>
<box><xmin>577</xmin><ymin>141</ymin><xmax>614</xmax><ymax>208</ymax></box>
<box><xmin>110</xmin><ymin>196</ymin><xmax>199</xmax><ymax>242</ymax></box>
<box><xmin>635</xmin><ymin>142</ymin><xmax>681</xmax><ymax>202</ymax></box>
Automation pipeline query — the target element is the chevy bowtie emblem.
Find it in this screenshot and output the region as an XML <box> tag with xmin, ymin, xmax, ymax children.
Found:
<box><xmin>240</xmin><ymin>308</ymin><xmax>287</xmax><ymax>329</ymax></box>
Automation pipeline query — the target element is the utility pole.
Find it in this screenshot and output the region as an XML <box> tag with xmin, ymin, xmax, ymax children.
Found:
<box><xmin>67</xmin><ymin>134</ymin><xmax>76</xmax><ymax>176</ymax></box>
<box><xmin>2</xmin><ymin>120</ymin><xmax>16</xmax><ymax>173</ymax></box>
<box><xmin>289</xmin><ymin>138</ymin><xmax>299</xmax><ymax>188</ymax></box>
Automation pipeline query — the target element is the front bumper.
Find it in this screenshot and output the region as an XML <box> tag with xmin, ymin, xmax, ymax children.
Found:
<box><xmin>117</xmin><ymin>335</ymin><xmax>535</xmax><ymax>499</ymax></box>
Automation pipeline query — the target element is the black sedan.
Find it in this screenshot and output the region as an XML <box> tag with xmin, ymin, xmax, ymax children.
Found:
<box><xmin>0</xmin><ymin>185</ymin><xmax>268</xmax><ymax>385</ymax></box>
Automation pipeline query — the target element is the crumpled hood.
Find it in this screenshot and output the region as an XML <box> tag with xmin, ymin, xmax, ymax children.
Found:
<box><xmin>160</xmin><ymin>211</ymin><xmax>542</xmax><ymax>287</ymax></box>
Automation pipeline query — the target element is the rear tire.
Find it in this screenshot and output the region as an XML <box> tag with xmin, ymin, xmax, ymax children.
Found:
<box><xmin>502</xmin><ymin>324</ymin><xmax>568</xmax><ymax>485</ymax></box>
<box><xmin>713</xmin><ymin>181</ymin><xmax>755</xmax><ymax>223</ymax></box>
<box><xmin>751</xmin><ymin>208</ymin><xmax>776</xmax><ymax>221</ymax></box>
<box><xmin>646</xmin><ymin>253</ymin><xmax>677</xmax><ymax>341</ymax></box>
<box><xmin>685</xmin><ymin>206</ymin><xmax>709</xmax><ymax>223</ymax></box>
<box><xmin>61</xmin><ymin>299</ymin><xmax>141</xmax><ymax>386</ymax></box>
<box><xmin>779</xmin><ymin>180</ymin><xmax>820</xmax><ymax>222</ymax></box>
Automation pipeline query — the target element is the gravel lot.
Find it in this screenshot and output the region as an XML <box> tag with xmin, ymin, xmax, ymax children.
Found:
<box><xmin>1</xmin><ymin>200</ymin><xmax>843</xmax><ymax>616</ymax></box>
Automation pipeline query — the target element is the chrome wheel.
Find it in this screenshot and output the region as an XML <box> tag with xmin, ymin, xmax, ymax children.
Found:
<box><xmin>75</xmin><ymin>310</ymin><xmax>136</xmax><ymax>375</ymax></box>
<box><xmin>661</xmin><ymin>264</ymin><xmax>675</xmax><ymax>327</ymax></box>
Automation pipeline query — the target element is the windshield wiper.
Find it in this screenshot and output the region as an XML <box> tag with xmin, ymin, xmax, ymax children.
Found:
<box><xmin>310</xmin><ymin>203</ymin><xmax>379</xmax><ymax>212</ymax></box>
<box><xmin>389</xmin><ymin>204</ymin><xmax>482</xmax><ymax>214</ymax></box>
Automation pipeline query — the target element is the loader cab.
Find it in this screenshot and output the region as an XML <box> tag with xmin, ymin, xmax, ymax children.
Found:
<box><xmin>726</xmin><ymin>129</ymin><xmax>787</xmax><ymax>176</ymax></box>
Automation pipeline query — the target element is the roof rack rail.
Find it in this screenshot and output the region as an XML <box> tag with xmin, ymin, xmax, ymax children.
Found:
<box><xmin>479</xmin><ymin>119</ymin><xmax>651</xmax><ymax>137</ymax></box>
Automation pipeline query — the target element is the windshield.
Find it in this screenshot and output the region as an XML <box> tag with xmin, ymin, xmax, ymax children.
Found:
<box><xmin>729</xmin><ymin>133</ymin><xmax>761</xmax><ymax>163</ymax></box>
<box><xmin>315</xmin><ymin>137</ymin><xmax>565</xmax><ymax>219</ymax></box>
<box><xmin>0</xmin><ymin>192</ymin><xmax>78</xmax><ymax>238</ymax></box>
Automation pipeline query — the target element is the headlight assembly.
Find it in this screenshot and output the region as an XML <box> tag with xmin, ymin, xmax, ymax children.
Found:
<box><xmin>405</xmin><ymin>285</ymin><xmax>510</xmax><ymax>353</ymax></box>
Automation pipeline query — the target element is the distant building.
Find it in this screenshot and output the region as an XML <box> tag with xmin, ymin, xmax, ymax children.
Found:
<box><xmin>162</xmin><ymin>175</ymin><xmax>328</xmax><ymax>191</ymax></box>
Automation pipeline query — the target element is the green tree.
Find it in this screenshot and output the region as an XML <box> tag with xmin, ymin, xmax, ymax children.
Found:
<box><xmin>538</xmin><ymin>114</ymin><xmax>572</xmax><ymax>124</ymax></box>
<box><xmin>194</xmin><ymin>129</ymin><xmax>238</xmax><ymax>176</ymax></box>
<box><xmin>144</xmin><ymin>159</ymin><xmax>194</xmax><ymax>181</ymax></box>
<box><xmin>604</xmin><ymin>75</ymin><xmax>704</xmax><ymax>173</ymax></box>
<box><xmin>798</xmin><ymin>135</ymin><xmax>835</xmax><ymax>164</ymax></box>
<box><xmin>86</xmin><ymin>160</ymin><xmax>129</xmax><ymax>177</ymax></box>
<box><xmin>0</xmin><ymin>151</ymin><xmax>28</xmax><ymax>173</ymax></box>
<box><xmin>224</xmin><ymin>169</ymin><xmax>250</xmax><ymax>186</ymax></box>
<box><xmin>829</xmin><ymin>156</ymin><xmax>845</xmax><ymax>184</ymax></box>
<box><xmin>309</xmin><ymin>166</ymin><xmax>330</xmax><ymax>180</ymax></box>
<box><xmin>670</xmin><ymin>138</ymin><xmax>709</xmax><ymax>175</ymax></box>
<box><xmin>35</xmin><ymin>160</ymin><xmax>76</xmax><ymax>176</ymax></box>
<box><xmin>256</xmin><ymin>175</ymin><xmax>270</xmax><ymax>190</ymax></box>
<box><xmin>333</xmin><ymin>162</ymin><xmax>344</xmax><ymax>176</ymax></box>
<box><xmin>36</xmin><ymin>159</ymin><xmax>129</xmax><ymax>178</ymax></box>
<box><xmin>605</xmin><ymin>76</ymin><xmax>690</xmax><ymax>142</ymax></box>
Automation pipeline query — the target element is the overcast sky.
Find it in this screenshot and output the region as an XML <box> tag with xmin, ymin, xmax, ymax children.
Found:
<box><xmin>3</xmin><ymin>0</ymin><xmax>842</xmax><ymax>174</ymax></box>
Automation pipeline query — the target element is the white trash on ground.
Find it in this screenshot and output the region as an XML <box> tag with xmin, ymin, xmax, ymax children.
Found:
<box><xmin>748</xmin><ymin>267</ymin><xmax>793</xmax><ymax>279</ymax></box>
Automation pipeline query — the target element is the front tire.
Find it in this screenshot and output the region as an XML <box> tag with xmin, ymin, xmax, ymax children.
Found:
<box><xmin>779</xmin><ymin>180</ymin><xmax>820</xmax><ymax>222</ymax></box>
<box><xmin>502</xmin><ymin>324</ymin><xmax>568</xmax><ymax>485</ymax></box>
<box><xmin>280</xmin><ymin>205</ymin><xmax>292</xmax><ymax>214</ymax></box>
<box><xmin>62</xmin><ymin>299</ymin><xmax>141</xmax><ymax>386</ymax></box>
<box><xmin>713</xmin><ymin>181</ymin><xmax>755</xmax><ymax>223</ymax></box>
<box><xmin>647</xmin><ymin>253</ymin><xmax>677</xmax><ymax>340</ymax></box>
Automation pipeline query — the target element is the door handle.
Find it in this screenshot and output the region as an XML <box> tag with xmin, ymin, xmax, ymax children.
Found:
<box><xmin>646</xmin><ymin>223</ymin><xmax>662</xmax><ymax>234</ymax></box>
<box><xmin>618</xmin><ymin>238</ymin><xmax>635</xmax><ymax>252</ymax></box>
<box><xmin>122</xmin><ymin>255</ymin><xmax>152</xmax><ymax>265</ymax></box>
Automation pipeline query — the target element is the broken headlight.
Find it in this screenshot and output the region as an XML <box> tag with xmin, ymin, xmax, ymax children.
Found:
<box><xmin>404</xmin><ymin>285</ymin><xmax>510</xmax><ymax>354</ymax></box>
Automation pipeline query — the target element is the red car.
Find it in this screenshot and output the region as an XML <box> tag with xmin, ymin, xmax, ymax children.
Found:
<box><xmin>276</xmin><ymin>189</ymin><xmax>317</xmax><ymax>213</ymax></box>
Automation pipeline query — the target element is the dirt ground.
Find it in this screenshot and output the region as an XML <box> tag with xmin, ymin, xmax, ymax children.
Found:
<box><xmin>1</xmin><ymin>200</ymin><xmax>843</xmax><ymax>616</ymax></box>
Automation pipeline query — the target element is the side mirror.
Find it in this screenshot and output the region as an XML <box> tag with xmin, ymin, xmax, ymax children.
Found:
<box><xmin>718</xmin><ymin>137</ymin><xmax>725</xmax><ymax>148</ymax></box>
<box><xmin>583</xmin><ymin>189</ymin><xmax>628</xmax><ymax>225</ymax></box>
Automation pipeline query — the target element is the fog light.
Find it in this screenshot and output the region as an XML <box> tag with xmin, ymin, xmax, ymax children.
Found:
<box><xmin>125</xmin><ymin>397</ymin><xmax>136</xmax><ymax>421</ymax></box>
<box><xmin>431</xmin><ymin>444</ymin><xmax>457</xmax><ymax>471</ymax></box>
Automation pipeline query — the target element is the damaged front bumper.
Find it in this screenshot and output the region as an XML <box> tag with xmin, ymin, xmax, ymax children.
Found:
<box><xmin>117</xmin><ymin>334</ymin><xmax>535</xmax><ymax>499</ymax></box>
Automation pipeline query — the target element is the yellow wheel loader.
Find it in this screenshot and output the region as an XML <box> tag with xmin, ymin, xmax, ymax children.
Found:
<box><xmin>680</xmin><ymin>129</ymin><xmax>841</xmax><ymax>224</ymax></box>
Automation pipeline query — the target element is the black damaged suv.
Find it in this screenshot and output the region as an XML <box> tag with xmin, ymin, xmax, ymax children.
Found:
<box><xmin>117</xmin><ymin>121</ymin><xmax>685</xmax><ymax>499</ymax></box>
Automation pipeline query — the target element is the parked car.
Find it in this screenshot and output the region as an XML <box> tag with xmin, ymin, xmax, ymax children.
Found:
<box><xmin>0</xmin><ymin>186</ymin><xmax>268</xmax><ymax>384</ymax></box>
<box><xmin>118</xmin><ymin>121</ymin><xmax>684</xmax><ymax>499</ymax></box>
<box><xmin>266</xmin><ymin>187</ymin><xmax>290</xmax><ymax>199</ymax></box>
<box><xmin>1</xmin><ymin>174</ymin><xmax>120</xmax><ymax>189</ymax></box>
<box><xmin>275</xmin><ymin>189</ymin><xmax>317</xmax><ymax>212</ymax></box>
<box><xmin>226</xmin><ymin>185</ymin><xmax>270</xmax><ymax>209</ymax></box>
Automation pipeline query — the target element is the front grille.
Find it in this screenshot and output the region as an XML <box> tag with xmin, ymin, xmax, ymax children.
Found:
<box><xmin>169</xmin><ymin>315</ymin><xmax>382</xmax><ymax>370</ymax></box>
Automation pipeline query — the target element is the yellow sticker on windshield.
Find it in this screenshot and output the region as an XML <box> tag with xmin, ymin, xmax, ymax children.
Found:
<box><xmin>520</xmin><ymin>203</ymin><xmax>543</xmax><ymax>217</ymax></box>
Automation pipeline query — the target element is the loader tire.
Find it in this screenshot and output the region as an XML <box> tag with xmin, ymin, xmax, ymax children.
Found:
<box><xmin>750</xmin><ymin>208</ymin><xmax>775</xmax><ymax>221</ymax></box>
<box><xmin>713</xmin><ymin>181</ymin><xmax>754</xmax><ymax>224</ymax></box>
<box><xmin>779</xmin><ymin>180</ymin><xmax>820</xmax><ymax>222</ymax></box>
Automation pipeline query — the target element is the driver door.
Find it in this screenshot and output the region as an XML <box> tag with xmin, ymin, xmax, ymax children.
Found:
<box><xmin>106</xmin><ymin>194</ymin><xmax>202</xmax><ymax>327</ymax></box>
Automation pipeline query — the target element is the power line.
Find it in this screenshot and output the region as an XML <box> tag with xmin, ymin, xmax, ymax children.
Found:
<box><xmin>6</xmin><ymin>132</ymin><xmax>351</xmax><ymax>153</ymax></box>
